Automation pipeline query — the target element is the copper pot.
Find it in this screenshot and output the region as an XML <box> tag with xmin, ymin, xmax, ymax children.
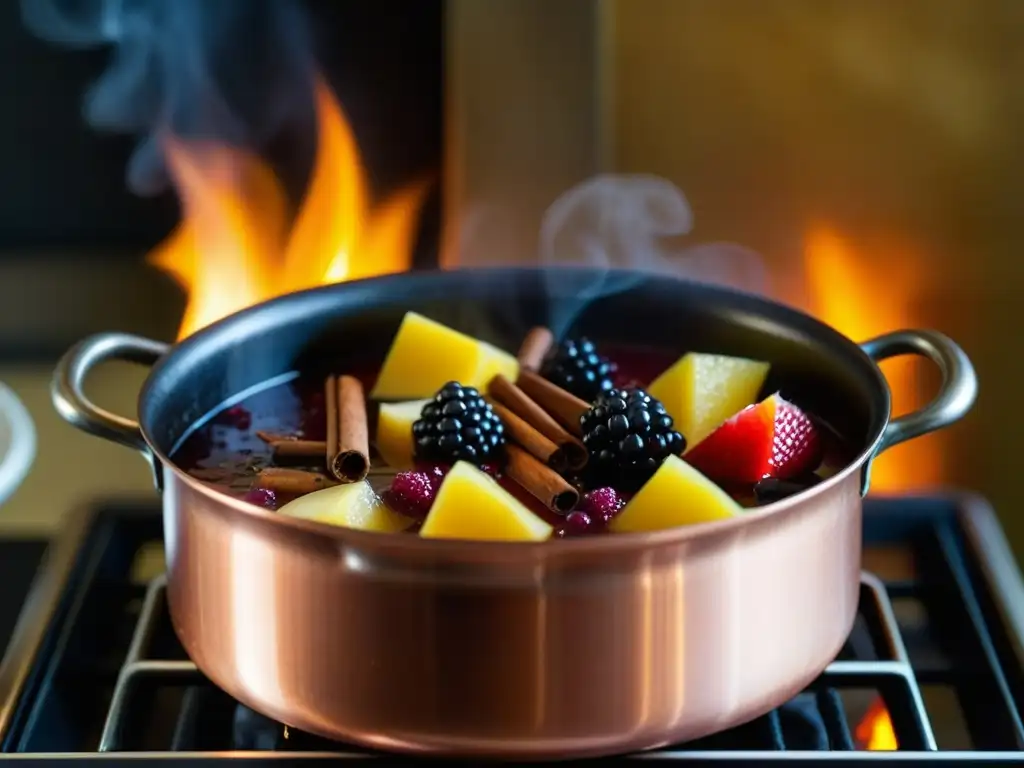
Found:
<box><xmin>51</xmin><ymin>268</ymin><xmax>976</xmax><ymax>759</ymax></box>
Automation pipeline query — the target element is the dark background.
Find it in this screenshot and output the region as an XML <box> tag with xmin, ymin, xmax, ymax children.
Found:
<box><xmin>0</xmin><ymin>0</ymin><xmax>444</xmax><ymax>252</ymax></box>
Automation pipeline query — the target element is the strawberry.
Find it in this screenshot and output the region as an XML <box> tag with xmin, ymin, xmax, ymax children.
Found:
<box><xmin>769</xmin><ymin>398</ymin><xmax>823</xmax><ymax>480</ymax></box>
<box><xmin>684</xmin><ymin>397</ymin><xmax>777</xmax><ymax>483</ymax></box>
<box><xmin>685</xmin><ymin>394</ymin><xmax>822</xmax><ymax>484</ymax></box>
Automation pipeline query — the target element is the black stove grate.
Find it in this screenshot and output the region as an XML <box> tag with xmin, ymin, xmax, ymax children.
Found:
<box><xmin>0</xmin><ymin>495</ymin><xmax>1023</xmax><ymax>764</ymax></box>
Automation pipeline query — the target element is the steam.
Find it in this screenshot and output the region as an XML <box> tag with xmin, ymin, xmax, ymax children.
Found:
<box><xmin>538</xmin><ymin>175</ymin><xmax>768</xmax><ymax>338</ymax></box>
<box><xmin>21</xmin><ymin>0</ymin><xmax>312</xmax><ymax>196</ymax></box>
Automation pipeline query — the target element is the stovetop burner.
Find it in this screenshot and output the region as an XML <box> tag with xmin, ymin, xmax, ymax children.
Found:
<box><xmin>0</xmin><ymin>495</ymin><xmax>1022</xmax><ymax>763</ymax></box>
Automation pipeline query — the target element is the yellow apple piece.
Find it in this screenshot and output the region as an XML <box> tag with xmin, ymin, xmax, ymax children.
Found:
<box><xmin>369</xmin><ymin>312</ymin><xmax>519</xmax><ymax>400</ymax></box>
<box><xmin>420</xmin><ymin>461</ymin><xmax>553</xmax><ymax>541</ymax></box>
<box><xmin>609</xmin><ymin>455</ymin><xmax>743</xmax><ymax>534</ymax></box>
<box><xmin>375</xmin><ymin>399</ymin><xmax>429</xmax><ymax>469</ymax></box>
<box><xmin>278</xmin><ymin>481</ymin><xmax>412</xmax><ymax>533</ymax></box>
<box><xmin>648</xmin><ymin>352</ymin><xmax>770</xmax><ymax>448</ymax></box>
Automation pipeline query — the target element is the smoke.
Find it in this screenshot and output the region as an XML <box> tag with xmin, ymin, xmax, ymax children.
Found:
<box><xmin>532</xmin><ymin>174</ymin><xmax>768</xmax><ymax>338</ymax></box>
<box><xmin>21</xmin><ymin>0</ymin><xmax>313</xmax><ymax>196</ymax></box>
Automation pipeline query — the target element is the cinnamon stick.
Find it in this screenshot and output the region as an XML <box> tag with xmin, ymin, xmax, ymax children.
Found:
<box><xmin>325</xmin><ymin>375</ymin><xmax>370</xmax><ymax>482</ymax></box>
<box><xmin>489</xmin><ymin>400</ymin><xmax>567</xmax><ymax>472</ymax></box>
<box><xmin>272</xmin><ymin>439</ymin><xmax>327</xmax><ymax>459</ymax></box>
<box><xmin>490</xmin><ymin>374</ymin><xmax>588</xmax><ymax>468</ymax></box>
<box><xmin>515</xmin><ymin>370</ymin><xmax>590</xmax><ymax>438</ymax></box>
<box><xmin>256</xmin><ymin>430</ymin><xmax>299</xmax><ymax>444</ymax></box>
<box><xmin>257</xmin><ymin>468</ymin><xmax>338</xmax><ymax>495</ymax></box>
<box><xmin>505</xmin><ymin>444</ymin><xmax>579</xmax><ymax>514</ymax></box>
<box><xmin>517</xmin><ymin>326</ymin><xmax>554</xmax><ymax>372</ymax></box>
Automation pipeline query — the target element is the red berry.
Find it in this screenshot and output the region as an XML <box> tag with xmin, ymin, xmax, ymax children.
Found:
<box><xmin>580</xmin><ymin>487</ymin><xmax>627</xmax><ymax>524</ymax></box>
<box><xmin>769</xmin><ymin>399</ymin><xmax>823</xmax><ymax>480</ymax></box>
<box><xmin>243</xmin><ymin>488</ymin><xmax>277</xmax><ymax>509</ymax></box>
<box><xmin>219</xmin><ymin>405</ymin><xmax>252</xmax><ymax>430</ymax></box>
<box><xmin>556</xmin><ymin>510</ymin><xmax>593</xmax><ymax>538</ymax></box>
<box><xmin>385</xmin><ymin>470</ymin><xmax>441</xmax><ymax>520</ymax></box>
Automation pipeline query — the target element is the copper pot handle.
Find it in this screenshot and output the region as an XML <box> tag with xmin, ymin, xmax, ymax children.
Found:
<box><xmin>859</xmin><ymin>329</ymin><xmax>977</xmax><ymax>493</ymax></box>
<box><xmin>51</xmin><ymin>332</ymin><xmax>170</xmax><ymax>458</ymax></box>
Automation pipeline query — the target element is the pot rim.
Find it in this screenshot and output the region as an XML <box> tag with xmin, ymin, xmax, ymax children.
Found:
<box><xmin>139</xmin><ymin>267</ymin><xmax>890</xmax><ymax>556</ymax></box>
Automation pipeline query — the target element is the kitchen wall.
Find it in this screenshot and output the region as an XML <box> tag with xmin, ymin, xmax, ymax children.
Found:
<box><xmin>605</xmin><ymin>0</ymin><xmax>1021</xmax><ymax>552</ymax></box>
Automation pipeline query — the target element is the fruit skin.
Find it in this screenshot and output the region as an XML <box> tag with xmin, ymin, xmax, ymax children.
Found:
<box><xmin>420</xmin><ymin>461</ymin><xmax>553</xmax><ymax>541</ymax></box>
<box><xmin>540</xmin><ymin>337</ymin><xmax>617</xmax><ymax>402</ymax></box>
<box><xmin>647</xmin><ymin>352</ymin><xmax>770</xmax><ymax>448</ymax></box>
<box><xmin>770</xmin><ymin>398</ymin><xmax>823</xmax><ymax>480</ymax></box>
<box><xmin>375</xmin><ymin>399</ymin><xmax>430</xmax><ymax>470</ymax></box>
<box><xmin>685</xmin><ymin>394</ymin><xmax>823</xmax><ymax>484</ymax></box>
<box><xmin>684</xmin><ymin>396</ymin><xmax>778</xmax><ymax>483</ymax></box>
<box><xmin>580</xmin><ymin>388</ymin><xmax>686</xmax><ymax>492</ymax></box>
<box><xmin>609</xmin><ymin>455</ymin><xmax>742</xmax><ymax>533</ymax></box>
<box><xmin>278</xmin><ymin>481</ymin><xmax>412</xmax><ymax>533</ymax></box>
<box><xmin>370</xmin><ymin>312</ymin><xmax>519</xmax><ymax>400</ymax></box>
<box><xmin>413</xmin><ymin>382</ymin><xmax>506</xmax><ymax>466</ymax></box>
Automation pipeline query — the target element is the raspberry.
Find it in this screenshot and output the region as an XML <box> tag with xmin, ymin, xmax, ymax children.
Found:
<box><xmin>218</xmin><ymin>405</ymin><xmax>252</xmax><ymax>430</ymax></box>
<box><xmin>385</xmin><ymin>470</ymin><xmax>442</xmax><ymax>519</ymax></box>
<box><xmin>579</xmin><ymin>487</ymin><xmax>627</xmax><ymax>524</ymax></box>
<box><xmin>555</xmin><ymin>510</ymin><xmax>594</xmax><ymax>538</ymax></box>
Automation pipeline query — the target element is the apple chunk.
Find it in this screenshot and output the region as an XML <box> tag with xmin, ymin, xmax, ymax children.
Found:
<box><xmin>420</xmin><ymin>461</ymin><xmax>553</xmax><ymax>541</ymax></box>
<box><xmin>375</xmin><ymin>399</ymin><xmax>429</xmax><ymax>470</ymax></box>
<box><xmin>370</xmin><ymin>312</ymin><xmax>519</xmax><ymax>400</ymax></box>
<box><xmin>609</xmin><ymin>455</ymin><xmax>742</xmax><ymax>533</ymax></box>
<box><xmin>278</xmin><ymin>481</ymin><xmax>412</xmax><ymax>533</ymax></box>
<box><xmin>648</xmin><ymin>352</ymin><xmax>769</xmax><ymax>448</ymax></box>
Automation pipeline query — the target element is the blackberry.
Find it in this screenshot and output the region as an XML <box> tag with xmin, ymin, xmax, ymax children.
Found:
<box><xmin>540</xmin><ymin>337</ymin><xmax>617</xmax><ymax>402</ymax></box>
<box><xmin>581</xmin><ymin>387</ymin><xmax>686</xmax><ymax>491</ymax></box>
<box><xmin>412</xmin><ymin>382</ymin><xmax>506</xmax><ymax>466</ymax></box>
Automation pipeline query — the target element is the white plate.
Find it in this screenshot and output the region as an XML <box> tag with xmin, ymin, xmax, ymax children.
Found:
<box><xmin>0</xmin><ymin>383</ymin><xmax>36</xmax><ymax>507</ymax></box>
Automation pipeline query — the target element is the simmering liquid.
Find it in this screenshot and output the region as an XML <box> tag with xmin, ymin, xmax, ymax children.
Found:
<box><xmin>172</xmin><ymin>345</ymin><xmax>852</xmax><ymax>528</ymax></box>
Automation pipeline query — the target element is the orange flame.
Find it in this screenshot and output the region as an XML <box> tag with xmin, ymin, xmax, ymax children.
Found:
<box><xmin>149</xmin><ymin>77</ymin><xmax>430</xmax><ymax>340</ymax></box>
<box><xmin>803</xmin><ymin>225</ymin><xmax>943</xmax><ymax>491</ymax></box>
<box><xmin>855</xmin><ymin>697</ymin><xmax>898</xmax><ymax>751</ymax></box>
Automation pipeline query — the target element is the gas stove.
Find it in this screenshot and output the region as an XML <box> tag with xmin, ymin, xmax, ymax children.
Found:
<box><xmin>0</xmin><ymin>495</ymin><xmax>1020</xmax><ymax>764</ymax></box>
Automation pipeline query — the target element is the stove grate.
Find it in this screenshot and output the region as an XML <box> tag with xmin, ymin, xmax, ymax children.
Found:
<box><xmin>93</xmin><ymin>573</ymin><xmax>934</xmax><ymax>755</ymax></box>
<box><xmin>2</xmin><ymin>496</ymin><xmax>1024</xmax><ymax>764</ymax></box>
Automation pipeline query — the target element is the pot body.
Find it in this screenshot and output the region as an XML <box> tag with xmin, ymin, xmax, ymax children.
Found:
<box><xmin>163</xmin><ymin>464</ymin><xmax>862</xmax><ymax>757</ymax></box>
<box><xmin>51</xmin><ymin>267</ymin><xmax>977</xmax><ymax>758</ymax></box>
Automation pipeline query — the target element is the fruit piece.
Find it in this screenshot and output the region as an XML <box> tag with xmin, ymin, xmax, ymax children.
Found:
<box><xmin>579</xmin><ymin>486</ymin><xmax>628</xmax><ymax>524</ymax></box>
<box><xmin>370</xmin><ymin>312</ymin><xmax>519</xmax><ymax>400</ymax></box>
<box><xmin>384</xmin><ymin>469</ymin><xmax>445</xmax><ymax>520</ymax></box>
<box><xmin>278</xmin><ymin>481</ymin><xmax>412</xmax><ymax>533</ymax></box>
<box><xmin>684</xmin><ymin>396</ymin><xmax>778</xmax><ymax>483</ymax></box>
<box><xmin>420</xmin><ymin>461</ymin><xmax>553</xmax><ymax>541</ymax></box>
<box><xmin>540</xmin><ymin>337</ymin><xmax>617</xmax><ymax>402</ymax></box>
<box><xmin>684</xmin><ymin>395</ymin><xmax>824</xmax><ymax>483</ymax></box>
<box><xmin>412</xmin><ymin>382</ymin><xmax>507</xmax><ymax>466</ymax></box>
<box><xmin>608</xmin><ymin>455</ymin><xmax>742</xmax><ymax>533</ymax></box>
<box><xmin>555</xmin><ymin>510</ymin><xmax>595</xmax><ymax>538</ymax></box>
<box><xmin>770</xmin><ymin>398</ymin><xmax>823</xmax><ymax>479</ymax></box>
<box><xmin>375</xmin><ymin>399</ymin><xmax>430</xmax><ymax>469</ymax></box>
<box><xmin>647</xmin><ymin>353</ymin><xmax>770</xmax><ymax>447</ymax></box>
<box><xmin>580</xmin><ymin>387</ymin><xmax>686</xmax><ymax>491</ymax></box>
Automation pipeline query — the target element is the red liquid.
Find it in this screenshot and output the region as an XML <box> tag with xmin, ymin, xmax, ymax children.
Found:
<box><xmin>172</xmin><ymin>344</ymin><xmax>851</xmax><ymax>531</ymax></box>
